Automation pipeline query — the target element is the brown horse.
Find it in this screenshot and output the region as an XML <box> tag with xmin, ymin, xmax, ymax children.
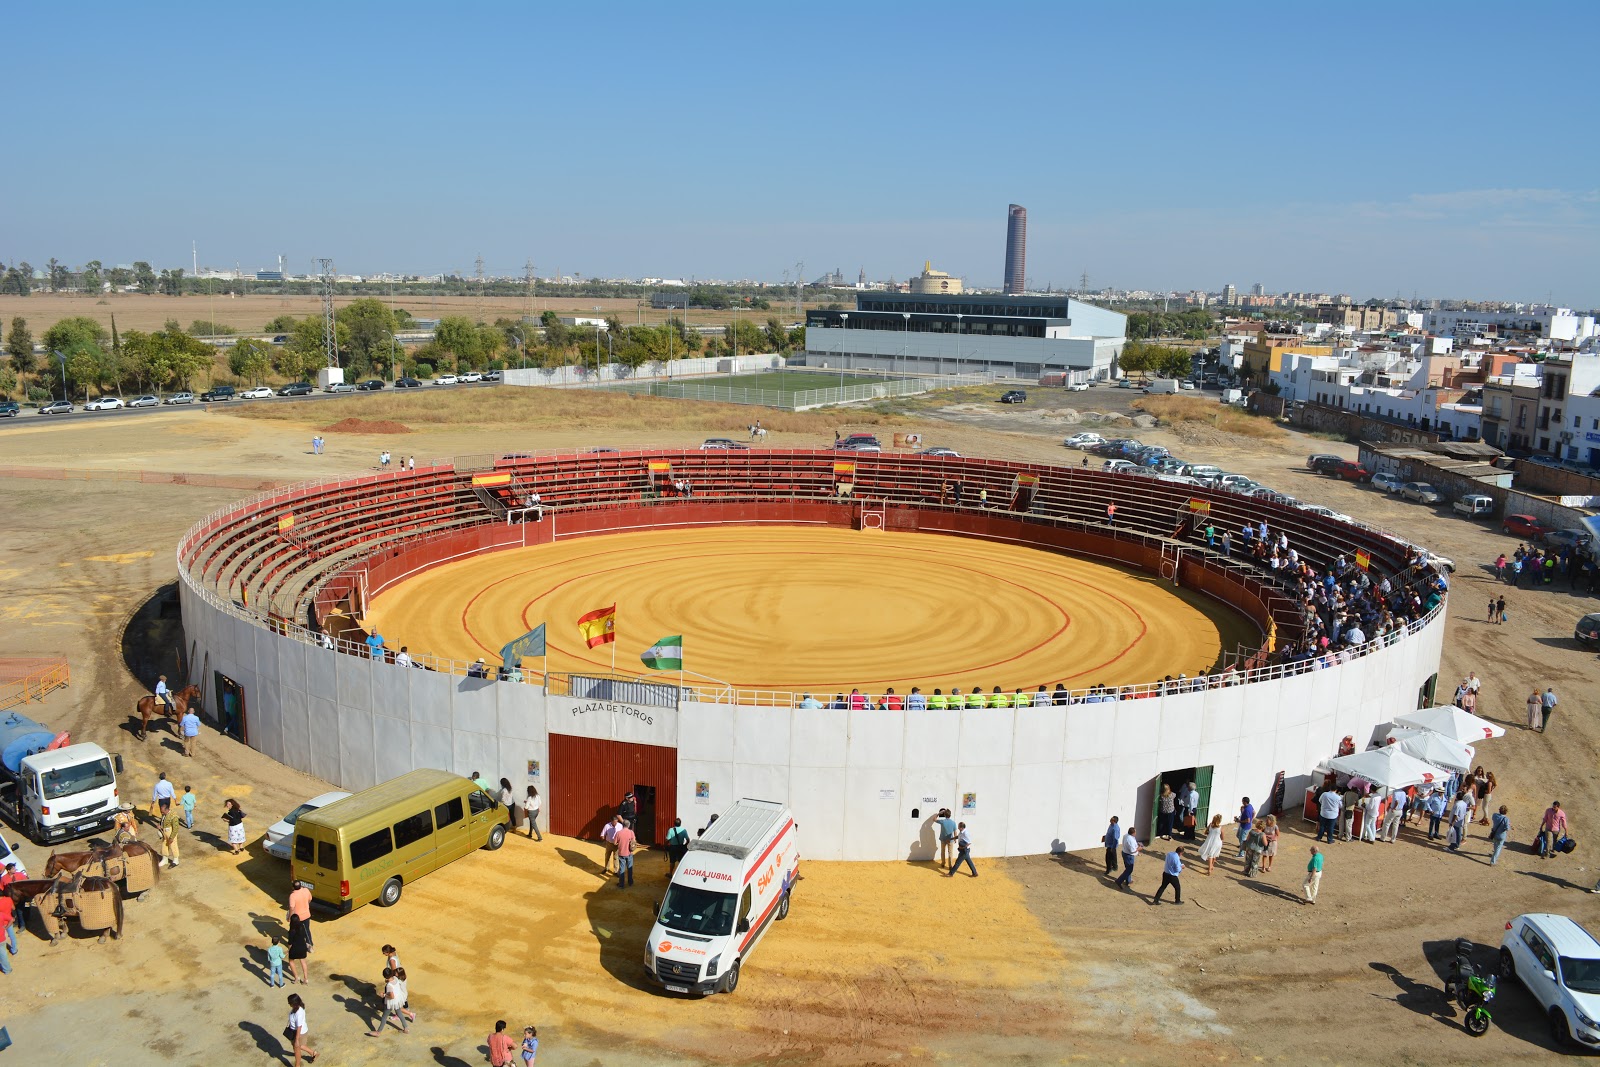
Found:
<box><xmin>45</xmin><ymin>843</ymin><xmax>159</xmax><ymax>899</ymax></box>
<box><xmin>10</xmin><ymin>872</ymin><xmax>124</xmax><ymax>943</ymax></box>
<box><xmin>135</xmin><ymin>683</ymin><xmax>199</xmax><ymax>740</ymax></box>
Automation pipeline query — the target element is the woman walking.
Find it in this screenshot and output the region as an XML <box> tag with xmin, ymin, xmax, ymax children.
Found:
<box><xmin>287</xmin><ymin>912</ymin><xmax>311</xmax><ymax>985</ymax></box>
<box><xmin>286</xmin><ymin>992</ymin><xmax>318</xmax><ymax>1064</ymax></box>
<box><xmin>524</xmin><ymin>786</ymin><xmax>542</xmax><ymax>841</ymax></box>
<box><xmin>367</xmin><ymin>967</ymin><xmax>409</xmax><ymax>1035</ymax></box>
<box><xmin>1479</xmin><ymin>771</ymin><xmax>1497</xmax><ymax>826</ymax></box>
<box><xmin>499</xmin><ymin>778</ymin><xmax>518</xmax><ymax>832</ymax></box>
<box><xmin>1157</xmin><ymin>784</ymin><xmax>1176</xmax><ymax>840</ymax></box>
<box><xmin>1489</xmin><ymin>805</ymin><xmax>1511</xmax><ymax>865</ymax></box>
<box><xmin>221</xmin><ymin>798</ymin><xmax>247</xmax><ymax>855</ymax></box>
<box><xmin>1527</xmin><ymin>689</ymin><xmax>1542</xmax><ymax>730</ymax></box>
<box><xmin>1197</xmin><ymin>814</ymin><xmax>1224</xmax><ymax>875</ymax></box>
<box><xmin>1260</xmin><ymin>815</ymin><xmax>1280</xmax><ymax>873</ymax></box>
<box><xmin>1241</xmin><ymin>821</ymin><xmax>1267</xmax><ymax>877</ymax></box>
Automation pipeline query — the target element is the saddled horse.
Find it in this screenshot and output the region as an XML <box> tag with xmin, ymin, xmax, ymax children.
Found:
<box><xmin>45</xmin><ymin>842</ymin><xmax>160</xmax><ymax>897</ymax></box>
<box><xmin>135</xmin><ymin>683</ymin><xmax>199</xmax><ymax>740</ymax></box>
<box><xmin>6</xmin><ymin>872</ymin><xmax>125</xmax><ymax>944</ymax></box>
<box><xmin>748</xmin><ymin>424</ymin><xmax>769</xmax><ymax>441</ymax></box>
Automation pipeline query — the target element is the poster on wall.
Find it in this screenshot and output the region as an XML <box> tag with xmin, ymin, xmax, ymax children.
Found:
<box><xmin>878</xmin><ymin>788</ymin><xmax>895</xmax><ymax>801</ymax></box>
<box><xmin>962</xmin><ymin>792</ymin><xmax>977</xmax><ymax>811</ymax></box>
<box><xmin>695</xmin><ymin>781</ymin><xmax>710</xmax><ymax>803</ymax></box>
<box><xmin>527</xmin><ymin>760</ymin><xmax>540</xmax><ymax>778</ymax></box>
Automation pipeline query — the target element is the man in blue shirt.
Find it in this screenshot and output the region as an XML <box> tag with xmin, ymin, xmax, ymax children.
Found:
<box><xmin>1153</xmin><ymin>848</ymin><xmax>1183</xmax><ymax>904</ymax></box>
<box><xmin>906</xmin><ymin>688</ymin><xmax>927</xmax><ymax>711</ymax></box>
<box><xmin>936</xmin><ymin>810</ymin><xmax>958</xmax><ymax>868</ymax></box>
<box><xmin>798</xmin><ymin>693</ymin><xmax>822</xmax><ymax>709</ymax></box>
<box><xmin>180</xmin><ymin>708</ymin><xmax>201</xmax><ymax>758</ymax></box>
<box><xmin>1235</xmin><ymin>797</ymin><xmax>1255</xmax><ymax>855</ymax></box>
<box><xmin>365</xmin><ymin>630</ymin><xmax>385</xmax><ymax>659</ymax></box>
<box><xmin>1102</xmin><ymin>816</ymin><xmax>1122</xmax><ymax>874</ymax></box>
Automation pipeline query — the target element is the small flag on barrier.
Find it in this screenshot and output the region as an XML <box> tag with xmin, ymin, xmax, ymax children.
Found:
<box><xmin>1354</xmin><ymin>550</ymin><xmax>1371</xmax><ymax>570</ymax></box>
<box><xmin>1188</xmin><ymin>498</ymin><xmax>1211</xmax><ymax>513</ymax></box>
<box><xmin>833</xmin><ymin>461</ymin><xmax>856</xmax><ymax>475</ymax></box>
<box><xmin>648</xmin><ymin>461</ymin><xmax>672</xmax><ymax>473</ymax></box>
<box><xmin>500</xmin><ymin>623</ymin><xmax>547</xmax><ymax>667</ymax></box>
<box><xmin>577</xmin><ymin>604</ymin><xmax>617</xmax><ymax>648</ymax></box>
<box><xmin>278</xmin><ymin>514</ymin><xmax>295</xmax><ymax>532</ymax></box>
<box><xmin>472</xmin><ymin>472</ymin><xmax>512</xmax><ymax>488</ymax></box>
<box><xmin>640</xmin><ymin>635</ymin><xmax>683</xmax><ymax>671</ymax></box>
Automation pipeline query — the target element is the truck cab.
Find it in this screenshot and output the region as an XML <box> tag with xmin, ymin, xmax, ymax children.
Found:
<box><xmin>0</xmin><ymin>733</ymin><xmax>119</xmax><ymax>844</ymax></box>
<box><xmin>645</xmin><ymin>799</ymin><xmax>797</xmax><ymax>996</ymax></box>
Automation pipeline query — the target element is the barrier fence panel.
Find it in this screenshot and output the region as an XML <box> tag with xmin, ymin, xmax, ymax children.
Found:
<box><xmin>0</xmin><ymin>656</ymin><xmax>71</xmax><ymax>711</ymax></box>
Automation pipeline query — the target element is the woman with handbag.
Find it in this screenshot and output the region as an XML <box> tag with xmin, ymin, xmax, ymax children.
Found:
<box><xmin>1156</xmin><ymin>784</ymin><xmax>1177</xmax><ymax>840</ymax></box>
<box><xmin>221</xmin><ymin>798</ymin><xmax>247</xmax><ymax>855</ymax></box>
<box><xmin>524</xmin><ymin>786</ymin><xmax>542</xmax><ymax>841</ymax></box>
<box><xmin>287</xmin><ymin>913</ymin><xmax>311</xmax><ymax>985</ymax></box>
<box><xmin>285</xmin><ymin>992</ymin><xmax>318</xmax><ymax>1064</ymax></box>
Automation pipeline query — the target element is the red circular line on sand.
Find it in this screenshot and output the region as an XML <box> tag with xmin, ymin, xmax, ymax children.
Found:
<box><xmin>434</xmin><ymin>536</ymin><xmax>1164</xmax><ymax>687</ymax></box>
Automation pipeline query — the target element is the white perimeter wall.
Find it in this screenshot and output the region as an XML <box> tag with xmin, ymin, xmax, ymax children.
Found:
<box><xmin>182</xmin><ymin>579</ymin><xmax>1444</xmax><ymax>860</ymax></box>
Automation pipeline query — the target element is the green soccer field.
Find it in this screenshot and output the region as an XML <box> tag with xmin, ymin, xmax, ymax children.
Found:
<box><xmin>706</xmin><ymin>370</ymin><xmax>895</xmax><ymax>394</ymax></box>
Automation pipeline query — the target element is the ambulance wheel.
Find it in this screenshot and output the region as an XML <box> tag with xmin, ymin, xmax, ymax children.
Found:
<box><xmin>722</xmin><ymin>960</ymin><xmax>740</xmax><ymax>994</ymax></box>
<box><xmin>776</xmin><ymin>891</ymin><xmax>790</xmax><ymax>921</ymax></box>
<box><xmin>377</xmin><ymin>877</ymin><xmax>402</xmax><ymax>907</ymax></box>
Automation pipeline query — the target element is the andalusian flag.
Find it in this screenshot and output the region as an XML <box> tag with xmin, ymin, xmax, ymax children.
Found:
<box><xmin>577</xmin><ymin>604</ymin><xmax>617</xmax><ymax>648</ymax></box>
<box><xmin>640</xmin><ymin>636</ymin><xmax>683</xmax><ymax>671</ymax></box>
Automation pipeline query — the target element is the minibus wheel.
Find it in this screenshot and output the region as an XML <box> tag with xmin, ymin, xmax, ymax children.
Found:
<box><xmin>485</xmin><ymin>825</ymin><xmax>506</xmax><ymax>850</ymax></box>
<box><xmin>776</xmin><ymin>892</ymin><xmax>790</xmax><ymax>921</ymax></box>
<box><xmin>378</xmin><ymin>877</ymin><xmax>402</xmax><ymax>907</ymax></box>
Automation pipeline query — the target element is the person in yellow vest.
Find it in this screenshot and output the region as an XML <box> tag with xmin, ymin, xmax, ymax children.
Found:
<box><xmin>927</xmin><ymin>689</ymin><xmax>947</xmax><ymax>710</ymax></box>
<box><xmin>1013</xmin><ymin>688</ymin><xmax>1028</xmax><ymax>707</ymax></box>
<box><xmin>987</xmin><ymin>687</ymin><xmax>1008</xmax><ymax>708</ymax></box>
<box><xmin>966</xmin><ymin>687</ymin><xmax>986</xmax><ymax>709</ymax></box>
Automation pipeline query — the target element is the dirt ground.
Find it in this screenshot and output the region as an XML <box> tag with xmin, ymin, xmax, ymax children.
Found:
<box><xmin>363</xmin><ymin>526</ymin><xmax>1252</xmax><ymax>694</ymax></box>
<box><xmin>0</xmin><ymin>388</ymin><xmax>1595</xmax><ymax>1066</ymax></box>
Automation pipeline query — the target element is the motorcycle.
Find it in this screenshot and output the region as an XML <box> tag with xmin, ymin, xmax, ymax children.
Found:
<box><xmin>1443</xmin><ymin>937</ymin><xmax>1496</xmax><ymax>1036</ymax></box>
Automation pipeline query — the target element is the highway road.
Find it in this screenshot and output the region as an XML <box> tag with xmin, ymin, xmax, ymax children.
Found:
<box><xmin>0</xmin><ymin>380</ymin><xmax>502</xmax><ymax>430</ymax></box>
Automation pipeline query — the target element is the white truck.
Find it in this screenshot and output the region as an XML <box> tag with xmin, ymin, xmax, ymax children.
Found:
<box><xmin>644</xmin><ymin>798</ymin><xmax>798</xmax><ymax>995</ymax></box>
<box><xmin>1144</xmin><ymin>378</ymin><xmax>1179</xmax><ymax>394</ymax></box>
<box><xmin>0</xmin><ymin>711</ymin><xmax>121</xmax><ymax>844</ymax></box>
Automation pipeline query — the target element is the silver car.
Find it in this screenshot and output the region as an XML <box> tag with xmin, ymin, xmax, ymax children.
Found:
<box><xmin>263</xmin><ymin>790</ymin><xmax>352</xmax><ymax>860</ymax></box>
<box><xmin>1401</xmin><ymin>481</ymin><xmax>1442</xmax><ymax>504</ymax></box>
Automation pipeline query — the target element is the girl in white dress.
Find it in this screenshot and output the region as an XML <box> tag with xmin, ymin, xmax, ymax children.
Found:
<box><xmin>1198</xmin><ymin>814</ymin><xmax>1224</xmax><ymax>875</ymax></box>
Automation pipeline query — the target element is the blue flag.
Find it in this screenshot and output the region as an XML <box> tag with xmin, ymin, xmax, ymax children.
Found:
<box><xmin>500</xmin><ymin>623</ymin><xmax>547</xmax><ymax>667</ymax></box>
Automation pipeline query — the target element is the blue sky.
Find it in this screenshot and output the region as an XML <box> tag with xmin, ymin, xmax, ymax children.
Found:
<box><xmin>8</xmin><ymin>2</ymin><xmax>1597</xmax><ymax>304</ymax></box>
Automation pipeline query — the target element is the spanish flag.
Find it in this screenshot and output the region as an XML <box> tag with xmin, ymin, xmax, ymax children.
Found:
<box><xmin>1354</xmin><ymin>550</ymin><xmax>1371</xmax><ymax>571</ymax></box>
<box><xmin>577</xmin><ymin>604</ymin><xmax>617</xmax><ymax>648</ymax></box>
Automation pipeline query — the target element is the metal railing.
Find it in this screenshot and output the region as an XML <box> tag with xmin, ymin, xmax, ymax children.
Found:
<box><xmin>596</xmin><ymin>372</ymin><xmax>993</xmax><ymax>410</ymax></box>
<box><xmin>0</xmin><ymin>657</ymin><xmax>71</xmax><ymax>711</ymax></box>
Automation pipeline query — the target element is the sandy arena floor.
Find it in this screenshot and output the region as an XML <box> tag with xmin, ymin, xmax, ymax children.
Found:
<box><xmin>363</xmin><ymin>527</ymin><xmax>1256</xmax><ymax>693</ymax></box>
<box><xmin>0</xmin><ymin>392</ymin><xmax>1594</xmax><ymax>1066</ymax></box>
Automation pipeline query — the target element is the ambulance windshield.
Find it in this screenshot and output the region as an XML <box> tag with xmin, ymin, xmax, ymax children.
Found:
<box><xmin>658</xmin><ymin>883</ymin><xmax>737</xmax><ymax>937</ymax></box>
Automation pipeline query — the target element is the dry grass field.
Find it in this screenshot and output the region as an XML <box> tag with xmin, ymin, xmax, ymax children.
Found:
<box><xmin>1133</xmin><ymin>393</ymin><xmax>1287</xmax><ymax>439</ymax></box>
<box><xmin>0</xmin><ymin>291</ymin><xmax>797</xmax><ymax>336</ymax></box>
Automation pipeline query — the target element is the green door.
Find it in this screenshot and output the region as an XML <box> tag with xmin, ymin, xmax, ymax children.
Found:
<box><xmin>1193</xmin><ymin>766</ymin><xmax>1213</xmax><ymax>832</ymax></box>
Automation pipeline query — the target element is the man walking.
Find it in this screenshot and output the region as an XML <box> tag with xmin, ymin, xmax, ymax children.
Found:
<box><xmin>1540</xmin><ymin>687</ymin><xmax>1558</xmax><ymax>732</ymax></box>
<box><xmin>1302</xmin><ymin>846</ymin><xmax>1324</xmax><ymax>905</ymax></box>
<box><xmin>618</xmin><ymin>791</ymin><xmax>638</xmax><ymax>831</ymax></box>
<box><xmin>1115</xmin><ymin>828</ymin><xmax>1140</xmax><ymax>889</ymax></box>
<box><xmin>1152</xmin><ymin>848</ymin><xmax>1184</xmax><ymax>905</ymax></box>
<box><xmin>1425</xmin><ymin>789</ymin><xmax>1447</xmax><ymax>840</ymax></box>
<box><xmin>1102</xmin><ymin>815</ymin><xmax>1122</xmax><ymax>875</ymax></box>
<box><xmin>1234</xmin><ymin>797</ymin><xmax>1255</xmax><ymax>855</ymax></box>
<box><xmin>151</xmin><ymin>771</ymin><xmax>176</xmax><ymax>819</ymax></box>
<box><xmin>936</xmin><ymin>809</ymin><xmax>958</xmax><ymax>869</ymax></box>
<box><xmin>158</xmin><ymin>803</ymin><xmax>181</xmax><ymax>868</ymax></box>
<box><xmin>1316</xmin><ymin>786</ymin><xmax>1342</xmax><ymax>844</ymax></box>
<box><xmin>600</xmin><ymin>815</ymin><xmax>620</xmax><ymax>875</ymax></box>
<box><xmin>1183</xmin><ymin>783</ymin><xmax>1200</xmax><ymax>843</ymax></box>
<box><xmin>1380</xmin><ymin>792</ymin><xmax>1405</xmax><ymax>843</ymax></box>
<box><xmin>614</xmin><ymin>818</ymin><xmax>637</xmax><ymax>888</ymax></box>
<box><xmin>288</xmin><ymin>880</ymin><xmax>314</xmax><ymax>951</ymax></box>
<box><xmin>1539</xmin><ymin>801</ymin><xmax>1568</xmax><ymax>859</ymax></box>
<box><xmin>947</xmin><ymin>822</ymin><xmax>976</xmax><ymax>878</ymax></box>
<box><xmin>180</xmin><ymin>706</ymin><xmax>201</xmax><ymax>758</ymax></box>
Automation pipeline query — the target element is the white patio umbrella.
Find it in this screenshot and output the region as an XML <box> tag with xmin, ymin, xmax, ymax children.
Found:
<box><xmin>1393</xmin><ymin>705</ymin><xmax>1507</xmax><ymax>745</ymax></box>
<box><xmin>1382</xmin><ymin>726</ymin><xmax>1476</xmax><ymax>774</ymax></box>
<box><xmin>1328</xmin><ymin>745</ymin><xmax>1447</xmax><ymax>790</ymax></box>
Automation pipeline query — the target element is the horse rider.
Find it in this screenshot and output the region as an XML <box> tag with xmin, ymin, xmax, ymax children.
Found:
<box><xmin>112</xmin><ymin>803</ymin><xmax>140</xmax><ymax>843</ymax></box>
<box><xmin>154</xmin><ymin>675</ymin><xmax>174</xmax><ymax>715</ymax></box>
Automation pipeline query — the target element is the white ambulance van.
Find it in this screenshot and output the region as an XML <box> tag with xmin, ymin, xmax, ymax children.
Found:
<box><xmin>644</xmin><ymin>798</ymin><xmax>798</xmax><ymax>995</ymax></box>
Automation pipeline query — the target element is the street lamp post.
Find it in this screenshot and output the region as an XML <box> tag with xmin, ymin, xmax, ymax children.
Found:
<box><xmin>594</xmin><ymin>322</ymin><xmax>603</xmax><ymax>380</ymax></box>
<box><xmin>955</xmin><ymin>315</ymin><xmax>964</xmax><ymax>379</ymax></box>
<box><xmin>901</xmin><ymin>312</ymin><xmax>910</xmax><ymax>378</ymax></box>
<box><xmin>838</xmin><ymin>313</ymin><xmax>848</xmax><ymax>389</ymax></box>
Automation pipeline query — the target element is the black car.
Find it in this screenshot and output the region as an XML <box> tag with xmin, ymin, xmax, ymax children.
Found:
<box><xmin>394</xmin><ymin>377</ymin><xmax>422</xmax><ymax>389</ymax></box>
<box><xmin>1577</xmin><ymin>613</ymin><xmax>1600</xmax><ymax>649</ymax></box>
<box><xmin>277</xmin><ymin>382</ymin><xmax>314</xmax><ymax>397</ymax></box>
<box><xmin>1306</xmin><ymin>453</ymin><xmax>1343</xmax><ymax>473</ymax></box>
<box><xmin>0</xmin><ymin>401</ymin><xmax>19</xmax><ymax>418</ymax></box>
<box><xmin>357</xmin><ymin>380</ymin><xmax>386</xmax><ymax>391</ymax></box>
<box><xmin>199</xmin><ymin>385</ymin><xmax>235</xmax><ymax>402</ymax></box>
<box><xmin>999</xmin><ymin>390</ymin><xmax>1027</xmax><ymax>404</ymax></box>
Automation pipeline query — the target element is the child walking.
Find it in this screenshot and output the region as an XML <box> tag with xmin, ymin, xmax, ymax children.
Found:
<box><xmin>267</xmin><ymin>936</ymin><xmax>286</xmax><ymax>987</ymax></box>
<box><xmin>181</xmin><ymin>785</ymin><xmax>197</xmax><ymax>829</ymax></box>
<box><xmin>521</xmin><ymin>1026</ymin><xmax>539</xmax><ymax>1064</ymax></box>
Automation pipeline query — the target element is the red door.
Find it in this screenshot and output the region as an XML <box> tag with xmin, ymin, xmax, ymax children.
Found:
<box><xmin>548</xmin><ymin>734</ymin><xmax>677</xmax><ymax>846</ymax></box>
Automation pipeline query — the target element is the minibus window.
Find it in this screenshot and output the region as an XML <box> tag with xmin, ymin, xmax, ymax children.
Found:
<box><xmin>350</xmin><ymin>827</ymin><xmax>394</xmax><ymax>868</ymax></box>
<box><xmin>435</xmin><ymin>797</ymin><xmax>463</xmax><ymax>828</ymax></box>
<box><xmin>318</xmin><ymin>841</ymin><xmax>337</xmax><ymax>870</ymax></box>
<box><xmin>294</xmin><ymin>835</ymin><xmax>314</xmax><ymax>863</ymax></box>
<box><xmin>468</xmin><ymin>791</ymin><xmax>494</xmax><ymax>816</ymax></box>
<box><xmin>393</xmin><ymin>810</ymin><xmax>434</xmax><ymax>849</ymax></box>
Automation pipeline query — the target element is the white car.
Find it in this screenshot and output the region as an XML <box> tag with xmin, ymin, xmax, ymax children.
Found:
<box><xmin>85</xmin><ymin>397</ymin><xmax>124</xmax><ymax>411</ymax></box>
<box><xmin>240</xmin><ymin>386</ymin><xmax>274</xmax><ymax>399</ymax></box>
<box><xmin>432</xmin><ymin>374</ymin><xmax>459</xmax><ymax>386</ymax></box>
<box><xmin>459</xmin><ymin>371</ymin><xmax>483</xmax><ymax>382</ymax></box>
<box><xmin>1066</xmin><ymin>382</ymin><xmax>1090</xmax><ymax>392</ymax></box>
<box><xmin>166</xmin><ymin>392</ymin><xmax>195</xmax><ymax>405</ymax></box>
<box><xmin>263</xmin><ymin>790</ymin><xmax>352</xmax><ymax>860</ymax></box>
<box><xmin>1295</xmin><ymin>503</ymin><xmax>1353</xmax><ymax>522</ymax></box>
<box><xmin>1371</xmin><ymin>471</ymin><xmax>1404</xmax><ymax>493</ymax></box>
<box><xmin>128</xmin><ymin>395</ymin><xmax>161</xmax><ymax>408</ymax></box>
<box><xmin>0</xmin><ymin>827</ymin><xmax>25</xmax><ymax>878</ymax></box>
<box><xmin>1500</xmin><ymin>913</ymin><xmax>1600</xmax><ymax>1048</ymax></box>
<box><xmin>1103</xmin><ymin>459</ymin><xmax>1137</xmax><ymax>473</ymax></box>
<box><xmin>1063</xmin><ymin>432</ymin><xmax>1105</xmax><ymax>449</ymax></box>
<box><xmin>1214</xmin><ymin>474</ymin><xmax>1259</xmax><ymax>492</ymax></box>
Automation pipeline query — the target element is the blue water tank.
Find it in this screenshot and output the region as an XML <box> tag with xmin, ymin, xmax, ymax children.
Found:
<box><xmin>0</xmin><ymin>711</ymin><xmax>56</xmax><ymax>775</ymax></box>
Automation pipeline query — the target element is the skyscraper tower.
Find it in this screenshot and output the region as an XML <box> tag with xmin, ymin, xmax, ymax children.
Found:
<box><xmin>1003</xmin><ymin>204</ymin><xmax>1027</xmax><ymax>295</ymax></box>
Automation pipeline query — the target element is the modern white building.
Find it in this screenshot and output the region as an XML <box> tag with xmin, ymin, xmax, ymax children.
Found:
<box><xmin>802</xmin><ymin>293</ymin><xmax>1128</xmax><ymax>381</ymax></box>
<box><xmin>1426</xmin><ymin>305</ymin><xmax>1597</xmax><ymax>344</ymax></box>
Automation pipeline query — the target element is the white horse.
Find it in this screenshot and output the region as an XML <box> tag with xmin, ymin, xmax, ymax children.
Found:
<box><xmin>748</xmin><ymin>424</ymin><xmax>768</xmax><ymax>441</ymax></box>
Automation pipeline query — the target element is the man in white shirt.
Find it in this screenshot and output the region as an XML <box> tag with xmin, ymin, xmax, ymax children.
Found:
<box><xmin>393</xmin><ymin>647</ymin><xmax>413</xmax><ymax>667</ymax></box>
<box><xmin>1114</xmin><ymin>829</ymin><xmax>1141</xmax><ymax>889</ymax></box>
<box><xmin>1183</xmin><ymin>783</ymin><xmax>1201</xmax><ymax>842</ymax></box>
<box><xmin>798</xmin><ymin>693</ymin><xmax>822</xmax><ymax>709</ymax></box>
<box><xmin>151</xmin><ymin>772</ymin><xmax>176</xmax><ymax>816</ymax></box>
<box><xmin>1344</xmin><ymin>624</ymin><xmax>1365</xmax><ymax>646</ymax></box>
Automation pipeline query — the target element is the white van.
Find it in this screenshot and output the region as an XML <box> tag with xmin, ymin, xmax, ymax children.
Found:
<box><xmin>644</xmin><ymin>798</ymin><xmax>798</xmax><ymax>995</ymax></box>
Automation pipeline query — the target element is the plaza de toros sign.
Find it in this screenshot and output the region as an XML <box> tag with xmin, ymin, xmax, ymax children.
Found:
<box><xmin>547</xmin><ymin>694</ymin><xmax>677</xmax><ymax>748</ymax></box>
